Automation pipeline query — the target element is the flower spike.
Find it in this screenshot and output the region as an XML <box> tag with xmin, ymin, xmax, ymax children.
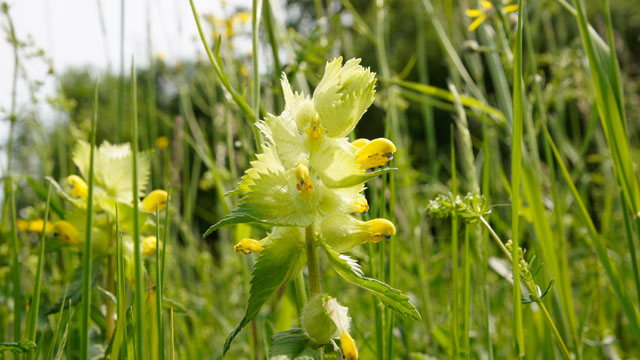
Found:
<box><xmin>356</xmin><ymin>138</ymin><xmax>396</xmax><ymax>169</ymax></box>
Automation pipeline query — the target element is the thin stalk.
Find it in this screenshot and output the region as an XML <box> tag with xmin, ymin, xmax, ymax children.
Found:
<box><xmin>293</xmin><ymin>273</ymin><xmax>307</xmax><ymax>314</ymax></box>
<box><xmin>156</xmin><ymin>205</ymin><xmax>165</xmax><ymax>359</ymax></box>
<box><xmin>511</xmin><ymin>0</ymin><xmax>526</xmax><ymax>355</ymax></box>
<box><xmin>622</xmin><ymin>200</ymin><xmax>640</xmax><ymax>307</ymax></box>
<box><xmin>305</xmin><ymin>226</ymin><xmax>321</xmax><ymax>296</ymax></box>
<box><xmin>116</xmin><ymin>0</ymin><xmax>125</xmax><ymax>142</ymax></box>
<box><xmin>462</xmin><ymin>225</ymin><xmax>471</xmax><ymax>359</ymax></box>
<box><xmin>26</xmin><ymin>184</ymin><xmax>52</xmax><ymax>360</ymax></box>
<box><xmin>450</xmin><ymin>125</ymin><xmax>459</xmax><ymax>358</ymax></box>
<box><xmin>481</xmin><ymin>124</ymin><xmax>494</xmax><ymax>360</ymax></box>
<box><xmin>80</xmin><ymin>80</ymin><xmax>99</xmax><ymax>360</ymax></box>
<box><xmin>251</xmin><ymin>0</ymin><xmax>263</xmax><ymax>151</ymax></box>
<box><xmin>131</xmin><ymin>60</ymin><xmax>146</xmax><ymax>359</ymax></box>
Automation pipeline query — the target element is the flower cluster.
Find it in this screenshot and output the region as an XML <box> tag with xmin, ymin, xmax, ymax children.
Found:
<box><xmin>212</xmin><ymin>58</ymin><xmax>419</xmax><ymax>358</ymax></box>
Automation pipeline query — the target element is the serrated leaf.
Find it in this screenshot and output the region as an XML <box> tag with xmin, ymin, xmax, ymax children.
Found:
<box><xmin>223</xmin><ymin>229</ymin><xmax>307</xmax><ymax>354</ymax></box>
<box><xmin>268</xmin><ymin>328</ymin><xmax>320</xmax><ymax>360</ymax></box>
<box><xmin>321</xmin><ymin>243</ymin><xmax>421</xmax><ymax>320</ymax></box>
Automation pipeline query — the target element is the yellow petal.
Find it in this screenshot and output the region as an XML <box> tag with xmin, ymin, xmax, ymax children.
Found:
<box><xmin>233</xmin><ymin>238</ymin><xmax>264</xmax><ymax>254</ymax></box>
<box><xmin>351</xmin><ymin>138</ymin><xmax>370</xmax><ymax>148</ymax></box>
<box><xmin>142</xmin><ymin>190</ymin><xmax>168</xmax><ymax>213</ymax></box>
<box><xmin>67</xmin><ymin>175</ymin><xmax>88</xmax><ymax>199</ymax></box>
<box><xmin>341</xmin><ymin>331</ymin><xmax>359</xmax><ymax>360</ymax></box>
<box><xmin>17</xmin><ymin>219</ymin><xmax>29</xmax><ymax>231</ymax></box>
<box><xmin>502</xmin><ymin>4</ymin><xmax>519</xmax><ymax>13</ymax></box>
<box><xmin>350</xmin><ymin>196</ymin><xmax>369</xmax><ymax>213</ymax></box>
<box><xmin>142</xmin><ymin>236</ymin><xmax>158</xmax><ymax>256</ymax></box>
<box><xmin>305</xmin><ymin>113</ymin><xmax>323</xmax><ymax>142</ymax></box>
<box><xmin>355</xmin><ymin>138</ymin><xmax>396</xmax><ymax>169</ymax></box>
<box><xmin>481</xmin><ymin>0</ymin><xmax>493</xmax><ymax>9</ymax></box>
<box><xmin>295</xmin><ymin>163</ymin><xmax>314</xmax><ymax>194</ymax></box>
<box><xmin>364</xmin><ymin>218</ymin><xmax>396</xmax><ymax>243</ymax></box>
<box><xmin>468</xmin><ymin>15</ymin><xmax>487</xmax><ymax>32</ymax></box>
<box><xmin>465</xmin><ymin>9</ymin><xmax>484</xmax><ymax>18</ymax></box>
<box><xmin>52</xmin><ymin>221</ymin><xmax>79</xmax><ymax>245</ymax></box>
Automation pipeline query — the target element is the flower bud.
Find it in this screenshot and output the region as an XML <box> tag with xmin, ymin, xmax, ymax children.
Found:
<box><xmin>313</xmin><ymin>58</ymin><xmax>376</xmax><ymax>138</ymax></box>
<box><xmin>301</xmin><ymin>294</ymin><xmax>338</xmax><ymax>345</ymax></box>
<box><xmin>142</xmin><ymin>236</ymin><xmax>158</xmax><ymax>256</ymax></box>
<box><xmin>142</xmin><ymin>190</ymin><xmax>168</xmax><ymax>212</ymax></box>
<box><xmin>52</xmin><ymin>220</ymin><xmax>79</xmax><ymax>244</ymax></box>
<box><xmin>67</xmin><ymin>175</ymin><xmax>88</xmax><ymax>198</ymax></box>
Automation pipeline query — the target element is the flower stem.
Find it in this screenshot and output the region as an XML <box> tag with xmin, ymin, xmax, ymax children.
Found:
<box><xmin>305</xmin><ymin>226</ymin><xmax>321</xmax><ymax>296</ymax></box>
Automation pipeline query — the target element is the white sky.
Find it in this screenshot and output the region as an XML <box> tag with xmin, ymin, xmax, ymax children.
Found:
<box><xmin>0</xmin><ymin>0</ymin><xmax>251</xmax><ymax>154</ymax></box>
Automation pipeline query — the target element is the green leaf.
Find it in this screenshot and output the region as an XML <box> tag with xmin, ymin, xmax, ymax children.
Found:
<box><xmin>321</xmin><ymin>243</ymin><xmax>421</xmax><ymax>320</ymax></box>
<box><xmin>223</xmin><ymin>228</ymin><xmax>307</xmax><ymax>354</ymax></box>
<box><xmin>0</xmin><ymin>340</ymin><xmax>36</xmax><ymax>354</ymax></box>
<box><xmin>203</xmin><ymin>213</ymin><xmax>261</xmax><ymax>237</ymax></box>
<box><xmin>268</xmin><ymin>328</ymin><xmax>320</xmax><ymax>360</ymax></box>
<box><xmin>26</xmin><ymin>176</ymin><xmax>65</xmax><ymax>217</ymax></box>
<box><xmin>46</xmin><ymin>265</ymin><xmax>99</xmax><ymax>315</ymax></box>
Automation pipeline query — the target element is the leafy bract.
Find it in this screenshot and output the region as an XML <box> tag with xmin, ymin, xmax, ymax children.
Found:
<box><xmin>268</xmin><ymin>328</ymin><xmax>320</xmax><ymax>360</ymax></box>
<box><xmin>321</xmin><ymin>243</ymin><xmax>421</xmax><ymax>320</ymax></box>
<box><xmin>223</xmin><ymin>228</ymin><xmax>307</xmax><ymax>354</ymax></box>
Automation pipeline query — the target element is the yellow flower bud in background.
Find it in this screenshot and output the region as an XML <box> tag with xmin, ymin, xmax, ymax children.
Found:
<box><xmin>142</xmin><ymin>236</ymin><xmax>158</xmax><ymax>256</ymax></box>
<box><xmin>233</xmin><ymin>238</ymin><xmax>264</xmax><ymax>254</ymax></box>
<box><xmin>142</xmin><ymin>190</ymin><xmax>168</xmax><ymax>212</ymax></box>
<box><xmin>355</xmin><ymin>138</ymin><xmax>396</xmax><ymax>169</ymax></box>
<box><xmin>52</xmin><ymin>220</ymin><xmax>78</xmax><ymax>244</ymax></box>
<box><xmin>350</xmin><ymin>196</ymin><xmax>369</xmax><ymax>213</ymax></box>
<box><xmin>156</xmin><ymin>136</ymin><xmax>169</xmax><ymax>149</ymax></box>
<box><xmin>17</xmin><ymin>219</ymin><xmax>54</xmax><ymax>234</ymax></box>
<box><xmin>67</xmin><ymin>174</ymin><xmax>88</xmax><ymax>198</ymax></box>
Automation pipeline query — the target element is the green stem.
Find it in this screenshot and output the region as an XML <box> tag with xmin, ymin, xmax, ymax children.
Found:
<box><xmin>293</xmin><ymin>272</ymin><xmax>308</xmax><ymax>314</ymax></box>
<box><xmin>526</xmin><ymin>282</ymin><xmax>571</xmax><ymax>360</ymax></box>
<box><xmin>305</xmin><ymin>226</ymin><xmax>321</xmax><ymax>296</ymax></box>
<box><xmin>156</xmin><ymin>205</ymin><xmax>165</xmax><ymax>359</ymax></box>
<box><xmin>80</xmin><ymin>80</ymin><xmax>99</xmax><ymax>360</ymax></box>
<box><xmin>131</xmin><ymin>60</ymin><xmax>146</xmax><ymax>360</ymax></box>
<box><xmin>26</xmin><ymin>184</ymin><xmax>52</xmax><ymax>360</ymax></box>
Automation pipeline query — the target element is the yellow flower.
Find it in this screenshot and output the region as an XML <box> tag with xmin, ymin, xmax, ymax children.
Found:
<box><xmin>466</xmin><ymin>0</ymin><xmax>518</xmax><ymax>32</ymax></box>
<box><xmin>355</xmin><ymin>138</ymin><xmax>396</xmax><ymax>169</ymax></box>
<box><xmin>233</xmin><ymin>238</ymin><xmax>264</xmax><ymax>254</ymax></box>
<box><xmin>142</xmin><ymin>236</ymin><xmax>158</xmax><ymax>256</ymax></box>
<box><xmin>17</xmin><ymin>219</ymin><xmax>54</xmax><ymax>234</ymax></box>
<box><xmin>141</xmin><ymin>190</ymin><xmax>168</xmax><ymax>213</ymax></box>
<box><xmin>156</xmin><ymin>136</ymin><xmax>169</xmax><ymax>149</ymax></box>
<box><xmin>52</xmin><ymin>221</ymin><xmax>79</xmax><ymax>244</ymax></box>
<box><xmin>340</xmin><ymin>331</ymin><xmax>359</xmax><ymax>360</ymax></box>
<box><xmin>67</xmin><ymin>174</ymin><xmax>88</xmax><ymax>198</ymax></box>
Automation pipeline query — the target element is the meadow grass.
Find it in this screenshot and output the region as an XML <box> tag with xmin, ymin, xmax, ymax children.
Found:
<box><xmin>1</xmin><ymin>0</ymin><xmax>640</xmax><ymax>359</ymax></box>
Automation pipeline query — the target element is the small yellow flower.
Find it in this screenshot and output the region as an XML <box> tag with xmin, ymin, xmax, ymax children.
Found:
<box><xmin>233</xmin><ymin>238</ymin><xmax>264</xmax><ymax>254</ymax></box>
<box><xmin>295</xmin><ymin>162</ymin><xmax>314</xmax><ymax>194</ymax></box>
<box><xmin>156</xmin><ymin>136</ymin><xmax>169</xmax><ymax>149</ymax></box>
<box><xmin>364</xmin><ymin>218</ymin><xmax>396</xmax><ymax>243</ymax></box>
<box><xmin>355</xmin><ymin>138</ymin><xmax>396</xmax><ymax>169</ymax></box>
<box><xmin>466</xmin><ymin>0</ymin><xmax>518</xmax><ymax>32</ymax></box>
<box><xmin>17</xmin><ymin>219</ymin><xmax>54</xmax><ymax>234</ymax></box>
<box><xmin>141</xmin><ymin>190</ymin><xmax>168</xmax><ymax>213</ymax></box>
<box><xmin>142</xmin><ymin>236</ymin><xmax>158</xmax><ymax>256</ymax></box>
<box><xmin>67</xmin><ymin>174</ymin><xmax>88</xmax><ymax>198</ymax></box>
<box><xmin>52</xmin><ymin>221</ymin><xmax>79</xmax><ymax>244</ymax></box>
<box><xmin>350</xmin><ymin>196</ymin><xmax>369</xmax><ymax>213</ymax></box>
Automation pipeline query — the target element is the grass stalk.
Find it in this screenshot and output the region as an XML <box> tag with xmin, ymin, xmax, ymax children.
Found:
<box><xmin>80</xmin><ymin>80</ymin><xmax>99</xmax><ymax>360</ymax></box>
<box><xmin>131</xmin><ymin>60</ymin><xmax>146</xmax><ymax>359</ymax></box>
<box><xmin>155</xmin><ymin>204</ymin><xmax>165</xmax><ymax>359</ymax></box>
<box><xmin>26</xmin><ymin>184</ymin><xmax>52</xmax><ymax>360</ymax></box>
<box><xmin>450</xmin><ymin>125</ymin><xmax>460</xmax><ymax>358</ymax></box>
<box><xmin>510</xmin><ymin>0</ymin><xmax>526</xmax><ymax>355</ymax></box>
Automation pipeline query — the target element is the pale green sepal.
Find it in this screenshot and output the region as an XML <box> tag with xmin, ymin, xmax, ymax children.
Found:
<box><xmin>313</xmin><ymin>57</ymin><xmax>376</xmax><ymax>138</ymax></box>
<box><xmin>320</xmin><ymin>214</ymin><xmax>369</xmax><ymax>253</ymax></box>
<box><xmin>321</xmin><ymin>243</ymin><xmax>421</xmax><ymax>320</ymax></box>
<box><xmin>223</xmin><ymin>228</ymin><xmax>306</xmax><ymax>354</ymax></box>
<box><xmin>322</xmin><ymin>167</ymin><xmax>396</xmax><ymax>188</ymax></box>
